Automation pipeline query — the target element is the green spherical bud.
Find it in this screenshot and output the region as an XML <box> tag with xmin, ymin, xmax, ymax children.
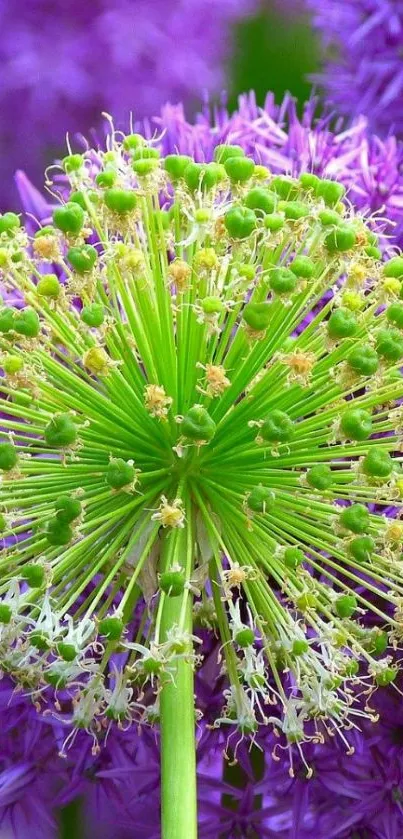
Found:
<box><xmin>334</xmin><ymin>594</ymin><xmax>357</xmax><ymax>619</ymax></box>
<box><xmin>375</xmin><ymin>666</ymin><xmax>397</xmax><ymax>687</ymax></box>
<box><xmin>269</xmin><ymin>267</ymin><xmax>297</xmax><ymax>296</ymax></box>
<box><xmin>132</xmin><ymin>159</ymin><xmax>159</xmax><ymax>177</ymax></box>
<box><xmin>339</xmin><ymin>503</ymin><xmax>370</xmax><ymax>534</ymax></box>
<box><xmin>55</xmin><ymin>494</ymin><xmax>82</xmax><ymax>524</ymax></box>
<box><xmin>364</xmin><ymin>628</ymin><xmax>388</xmax><ymax>657</ymax></box>
<box><xmin>104</xmin><ymin>189</ymin><xmax>137</xmax><ymax>214</ymax></box>
<box><xmin>235</xmin><ymin>627</ymin><xmax>255</xmax><ymax>648</ymax></box>
<box><xmin>327</xmin><ymin>308</ymin><xmax>358</xmax><ymax>340</ymax></box>
<box><xmin>132</xmin><ymin>146</ymin><xmax>160</xmax><ymax>161</ymax></box>
<box><xmin>260</xmin><ymin>410</ymin><xmax>294</xmax><ymax>443</ymax></box>
<box><xmin>22</xmin><ymin>564</ymin><xmax>46</xmax><ymax>588</ymax></box>
<box><xmin>376</xmin><ymin>328</ymin><xmax>403</xmax><ymax>362</ymax></box>
<box><xmin>34</xmin><ymin>225</ymin><xmax>56</xmax><ymax>239</ymax></box>
<box><xmin>365</xmin><ymin>245</ymin><xmax>381</xmax><ymax>260</ymax></box>
<box><xmin>318</xmin><ymin>209</ymin><xmax>342</xmax><ymax>227</ymax></box>
<box><xmin>362</xmin><ymin>447</ymin><xmax>393</xmax><ymax>479</ymax></box>
<box><xmin>142</xmin><ymin>657</ymin><xmax>163</xmax><ymax>675</ymax></box>
<box><xmin>53</xmin><ymin>202</ymin><xmax>85</xmax><ymax>235</ymax></box>
<box><xmin>99</xmin><ymin>616</ymin><xmax>124</xmax><ymax>640</ymax></box>
<box><xmin>37</xmin><ymin>274</ymin><xmax>61</xmax><ymax>299</ymax></box>
<box><xmin>247</xmin><ymin>486</ymin><xmax>276</xmax><ymax>513</ymax></box>
<box><xmin>3</xmin><ymin>355</ymin><xmax>23</xmax><ymax>375</ymax></box>
<box><xmin>214</xmin><ymin>144</ymin><xmax>245</xmax><ymax>164</ymax></box>
<box><xmin>46</xmin><ymin>517</ymin><xmax>73</xmax><ymax>546</ymax></box>
<box><xmin>341</xmin><ymin>407</ymin><xmax>372</xmax><ymax>441</ymax></box>
<box><xmin>80</xmin><ymin>303</ymin><xmax>105</xmax><ymax>328</ymax></box>
<box><xmin>348</xmin><ymin>535</ymin><xmax>375</xmax><ymax>563</ymax></box>
<box><xmin>282</xmin><ymin>200</ymin><xmax>309</xmax><ymax>220</ymax></box>
<box><xmin>69</xmin><ymin>191</ymin><xmax>88</xmax><ymax>209</ymax></box>
<box><xmin>164</xmin><ymin>154</ymin><xmax>194</xmax><ymax>181</ymax></box>
<box><xmin>383</xmin><ymin>257</ymin><xmax>403</xmax><ymax>279</ymax></box>
<box><xmin>159</xmin><ymin>570</ymin><xmax>186</xmax><ymax>597</ymax></box>
<box><xmin>292</xmin><ymin>639</ymin><xmax>309</xmax><ymax>655</ymax></box>
<box><xmin>386</xmin><ymin>302</ymin><xmax>403</xmax><ymax>329</ymax></box>
<box><xmin>106</xmin><ymin>458</ymin><xmax>135</xmax><ymax>490</ymax></box>
<box><xmin>13</xmin><ymin>308</ymin><xmax>40</xmax><ymax>338</ymax></box>
<box><xmin>299</xmin><ymin>173</ymin><xmax>320</xmax><ymax>191</ymax></box>
<box><xmin>317</xmin><ymin>179</ymin><xmax>345</xmax><ymax>207</ymax></box>
<box><xmin>244</xmin><ymin>187</ymin><xmax>276</xmax><ymax>215</ymax></box>
<box><xmin>289</xmin><ymin>255</ymin><xmax>315</xmax><ymax>279</ymax></box>
<box><xmin>325</xmin><ymin>225</ymin><xmax>357</xmax><ymax>252</ymax></box>
<box><xmin>44</xmin><ymin>414</ymin><xmax>77</xmax><ymax>448</ymax></box>
<box><xmin>95</xmin><ymin>170</ymin><xmax>117</xmax><ymax>188</ymax></box>
<box><xmin>30</xmin><ymin>632</ymin><xmax>51</xmax><ymax>651</ymax></box>
<box><xmin>123</xmin><ymin>133</ymin><xmax>145</xmax><ymax>151</ymax></box>
<box><xmin>0</xmin><ymin>604</ymin><xmax>12</xmax><ymax>624</ymax></box>
<box><xmin>347</xmin><ymin>344</ymin><xmax>379</xmax><ymax>376</ymax></box>
<box><xmin>57</xmin><ymin>642</ymin><xmax>78</xmax><ymax>662</ymax></box>
<box><xmin>224</xmin><ymin>156</ymin><xmax>255</xmax><ymax>183</ymax></box>
<box><xmin>284</xmin><ymin>546</ymin><xmax>304</xmax><ymax>569</ymax></box>
<box><xmin>181</xmin><ymin>405</ymin><xmax>216</xmax><ymax>442</ymax></box>
<box><xmin>0</xmin><ymin>212</ymin><xmax>21</xmax><ymax>235</ymax></box>
<box><xmin>0</xmin><ymin>307</ymin><xmax>14</xmax><ymax>333</ymax></box>
<box><xmin>306</xmin><ymin>464</ymin><xmax>332</xmax><ymax>491</ymax></box>
<box><xmin>342</xmin><ymin>658</ymin><xmax>359</xmax><ymax>677</ymax></box>
<box><xmin>62</xmin><ymin>154</ymin><xmax>84</xmax><ymax>173</ymax></box>
<box><xmin>243</xmin><ymin>301</ymin><xmax>271</xmax><ymax>332</ymax></box>
<box><xmin>67</xmin><ymin>245</ymin><xmax>97</xmax><ymax>275</ymax></box>
<box><xmin>270</xmin><ymin>176</ymin><xmax>298</xmax><ymax>200</ymax></box>
<box><xmin>264</xmin><ymin>213</ymin><xmax>284</xmax><ymax>232</ymax></box>
<box><xmin>200</xmin><ymin>296</ymin><xmax>224</xmax><ymax>315</ymax></box>
<box><xmin>184</xmin><ymin>162</ymin><xmax>219</xmax><ymax>191</ymax></box>
<box><xmin>224</xmin><ymin>206</ymin><xmax>256</xmax><ymax>239</ymax></box>
<box><xmin>0</xmin><ymin>442</ymin><xmax>17</xmax><ymax>471</ymax></box>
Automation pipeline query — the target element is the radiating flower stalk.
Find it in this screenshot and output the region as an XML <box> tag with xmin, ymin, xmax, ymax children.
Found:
<box><xmin>1</xmin><ymin>128</ymin><xmax>403</xmax><ymax>837</ymax></box>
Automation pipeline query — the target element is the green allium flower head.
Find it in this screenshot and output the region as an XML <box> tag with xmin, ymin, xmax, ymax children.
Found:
<box><xmin>1</xmin><ymin>129</ymin><xmax>403</xmax><ymax>789</ymax></box>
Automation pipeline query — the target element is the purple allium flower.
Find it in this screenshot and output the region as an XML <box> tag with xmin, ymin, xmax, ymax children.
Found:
<box><xmin>307</xmin><ymin>0</ymin><xmax>403</xmax><ymax>136</ymax></box>
<box><xmin>0</xmin><ymin>0</ymin><xmax>256</xmax><ymax>208</ymax></box>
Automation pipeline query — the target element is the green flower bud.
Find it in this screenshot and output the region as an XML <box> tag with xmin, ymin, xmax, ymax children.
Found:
<box><xmin>325</xmin><ymin>225</ymin><xmax>357</xmax><ymax>252</ymax></box>
<box><xmin>224</xmin><ymin>206</ymin><xmax>256</xmax><ymax>239</ymax></box>
<box><xmin>362</xmin><ymin>447</ymin><xmax>393</xmax><ymax>479</ymax></box>
<box><xmin>289</xmin><ymin>255</ymin><xmax>315</xmax><ymax>278</ymax></box>
<box><xmin>3</xmin><ymin>355</ymin><xmax>23</xmax><ymax>375</ymax></box>
<box><xmin>327</xmin><ymin>308</ymin><xmax>358</xmax><ymax>340</ymax></box>
<box><xmin>22</xmin><ymin>564</ymin><xmax>46</xmax><ymax>588</ymax></box>
<box><xmin>247</xmin><ymin>486</ymin><xmax>276</xmax><ymax>513</ymax></box>
<box><xmin>306</xmin><ymin>464</ymin><xmax>333</xmax><ymax>490</ymax></box>
<box><xmin>348</xmin><ymin>535</ymin><xmax>375</xmax><ymax>563</ymax></box>
<box><xmin>269</xmin><ymin>267</ymin><xmax>297</xmax><ymax>296</ymax></box>
<box><xmin>375</xmin><ymin>666</ymin><xmax>397</xmax><ymax>686</ymax></box>
<box><xmin>339</xmin><ymin>503</ymin><xmax>370</xmax><ymax>534</ymax></box>
<box><xmin>0</xmin><ymin>212</ymin><xmax>21</xmax><ymax>235</ymax></box>
<box><xmin>342</xmin><ymin>658</ymin><xmax>359</xmax><ymax>677</ymax></box>
<box><xmin>281</xmin><ymin>200</ymin><xmax>309</xmax><ymax>220</ymax></box>
<box><xmin>53</xmin><ymin>202</ymin><xmax>85</xmax><ymax>235</ymax></box>
<box><xmin>244</xmin><ymin>187</ymin><xmax>276</xmax><ymax>215</ymax></box>
<box><xmin>62</xmin><ymin>154</ymin><xmax>84</xmax><ymax>173</ymax></box>
<box><xmin>270</xmin><ymin>176</ymin><xmax>298</xmax><ymax>200</ymax></box>
<box><xmin>376</xmin><ymin>328</ymin><xmax>403</xmax><ymax>363</ymax></box>
<box><xmin>46</xmin><ymin>517</ymin><xmax>73</xmax><ymax>546</ymax></box>
<box><xmin>0</xmin><ymin>604</ymin><xmax>12</xmax><ymax>624</ymax></box>
<box><xmin>55</xmin><ymin>494</ymin><xmax>82</xmax><ymax>524</ymax></box>
<box><xmin>104</xmin><ymin>189</ymin><xmax>137</xmax><ymax>214</ymax></box>
<box><xmin>164</xmin><ymin>154</ymin><xmax>193</xmax><ymax>181</ymax></box>
<box><xmin>341</xmin><ymin>407</ymin><xmax>373</xmax><ymax>441</ymax></box>
<box><xmin>37</xmin><ymin>273</ymin><xmax>61</xmax><ymax>299</ymax></box>
<box><xmin>184</xmin><ymin>162</ymin><xmax>221</xmax><ymax>191</ymax></box>
<box><xmin>44</xmin><ymin>414</ymin><xmax>77</xmax><ymax>448</ymax></box>
<box><xmin>159</xmin><ymin>569</ymin><xmax>186</xmax><ymax>597</ymax></box>
<box><xmin>200</xmin><ymin>296</ymin><xmax>224</xmax><ymax>315</ymax></box>
<box><xmin>364</xmin><ymin>628</ymin><xmax>388</xmax><ymax>657</ymax></box>
<box><xmin>30</xmin><ymin>632</ymin><xmax>51</xmax><ymax>651</ymax></box>
<box><xmin>260</xmin><ymin>410</ymin><xmax>294</xmax><ymax>443</ymax></box>
<box><xmin>80</xmin><ymin>303</ymin><xmax>105</xmax><ymax>328</ymax></box>
<box><xmin>347</xmin><ymin>344</ymin><xmax>379</xmax><ymax>376</ymax></box>
<box><xmin>299</xmin><ymin>173</ymin><xmax>320</xmax><ymax>191</ymax></box>
<box><xmin>132</xmin><ymin>146</ymin><xmax>160</xmax><ymax>161</ymax></box>
<box><xmin>365</xmin><ymin>245</ymin><xmax>381</xmax><ymax>260</ymax></box>
<box><xmin>318</xmin><ymin>209</ymin><xmax>342</xmax><ymax>227</ymax></box>
<box><xmin>334</xmin><ymin>593</ymin><xmax>357</xmax><ymax>618</ymax></box>
<box><xmin>69</xmin><ymin>191</ymin><xmax>89</xmax><ymax>209</ymax></box>
<box><xmin>0</xmin><ymin>307</ymin><xmax>14</xmax><ymax>333</ymax></box>
<box><xmin>284</xmin><ymin>546</ymin><xmax>304</xmax><ymax>569</ymax></box>
<box><xmin>243</xmin><ymin>302</ymin><xmax>271</xmax><ymax>332</ymax></box>
<box><xmin>292</xmin><ymin>639</ymin><xmax>309</xmax><ymax>655</ymax></box>
<box><xmin>67</xmin><ymin>245</ymin><xmax>97</xmax><ymax>275</ymax></box>
<box><xmin>123</xmin><ymin>133</ymin><xmax>145</xmax><ymax>151</ymax></box>
<box><xmin>0</xmin><ymin>442</ymin><xmax>17</xmax><ymax>471</ymax></box>
<box><xmin>57</xmin><ymin>642</ymin><xmax>78</xmax><ymax>662</ymax></box>
<box><xmin>317</xmin><ymin>179</ymin><xmax>345</xmax><ymax>207</ymax></box>
<box><xmin>386</xmin><ymin>302</ymin><xmax>403</xmax><ymax>329</ymax></box>
<box><xmin>95</xmin><ymin>170</ymin><xmax>117</xmax><ymax>188</ymax></box>
<box><xmin>224</xmin><ymin>156</ymin><xmax>255</xmax><ymax>183</ymax></box>
<box><xmin>214</xmin><ymin>144</ymin><xmax>245</xmax><ymax>164</ymax></box>
<box><xmin>106</xmin><ymin>458</ymin><xmax>135</xmax><ymax>490</ymax></box>
<box><xmin>383</xmin><ymin>257</ymin><xmax>403</xmax><ymax>279</ymax></box>
<box><xmin>132</xmin><ymin>159</ymin><xmax>159</xmax><ymax>177</ymax></box>
<box><xmin>13</xmin><ymin>308</ymin><xmax>40</xmax><ymax>338</ymax></box>
<box><xmin>235</xmin><ymin>627</ymin><xmax>255</xmax><ymax>648</ymax></box>
<box><xmin>99</xmin><ymin>616</ymin><xmax>124</xmax><ymax>640</ymax></box>
<box><xmin>34</xmin><ymin>225</ymin><xmax>56</xmax><ymax>239</ymax></box>
<box><xmin>181</xmin><ymin>405</ymin><xmax>216</xmax><ymax>442</ymax></box>
<box><xmin>264</xmin><ymin>213</ymin><xmax>284</xmax><ymax>232</ymax></box>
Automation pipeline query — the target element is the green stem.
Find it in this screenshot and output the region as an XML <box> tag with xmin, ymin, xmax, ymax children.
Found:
<box><xmin>160</xmin><ymin>592</ymin><xmax>197</xmax><ymax>839</ymax></box>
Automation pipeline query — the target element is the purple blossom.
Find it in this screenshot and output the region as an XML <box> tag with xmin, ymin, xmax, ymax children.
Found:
<box><xmin>307</xmin><ymin>0</ymin><xmax>403</xmax><ymax>136</ymax></box>
<box><xmin>0</xmin><ymin>0</ymin><xmax>255</xmax><ymax>208</ymax></box>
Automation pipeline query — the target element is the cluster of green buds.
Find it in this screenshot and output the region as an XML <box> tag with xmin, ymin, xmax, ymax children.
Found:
<box><xmin>1</xmin><ymin>129</ymin><xmax>403</xmax><ymax>786</ymax></box>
